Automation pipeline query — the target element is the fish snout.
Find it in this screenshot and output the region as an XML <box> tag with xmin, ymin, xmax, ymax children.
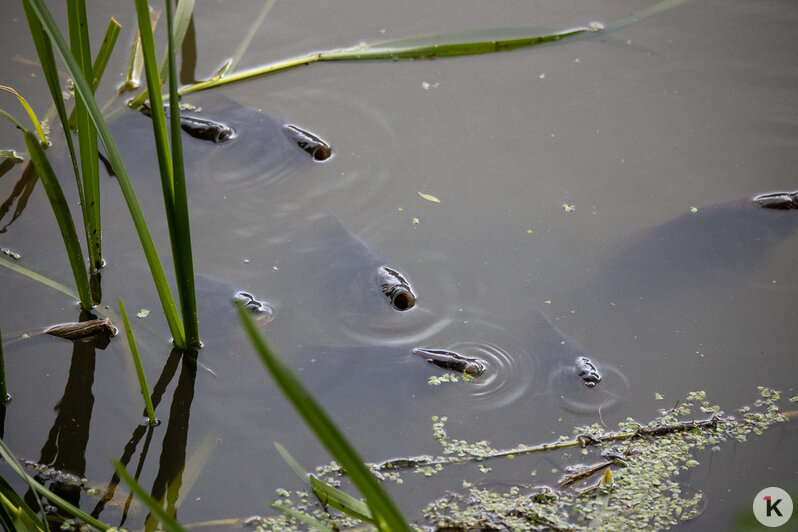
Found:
<box><xmin>378</xmin><ymin>266</ymin><xmax>416</xmax><ymax>311</ymax></box>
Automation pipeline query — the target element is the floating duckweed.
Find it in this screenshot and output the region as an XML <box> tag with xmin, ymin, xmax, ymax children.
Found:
<box><xmin>259</xmin><ymin>388</ymin><xmax>785</xmax><ymax>530</ymax></box>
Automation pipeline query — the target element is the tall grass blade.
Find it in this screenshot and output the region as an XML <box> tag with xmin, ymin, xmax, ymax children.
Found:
<box><xmin>68</xmin><ymin>17</ymin><xmax>122</xmax><ymax>128</ymax></box>
<box><xmin>274</xmin><ymin>443</ymin><xmax>375</xmax><ymax>524</ymax></box>
<box><xmin>23</xmin><ymin>130</ymin><xmax>92</xmax><ymax>309</ymax></box>
<box><xmin>174</xmin><ymin>25</ymin><xmax>594</xmax><ymax>96</ymax></box>
<box><xmin>23</xmin><ymin>0</ymin><xmax>186</xmax><ymax>347</ymax></box>
<box><xmin>112</xmin><ymin>459</ymin><xmax>187</xmax><ymax>532</ymax></box>
<box><xmin>0</xmin><ymin>438</ymin><xmax>110</xmax><ymax>531</ymax></box>
<box><xmin>20</xmin><ymin>1</ymin><xmax>82</xmax><ymax>190</ymax></box>
<box><xmin>165</xmin><ymin>0</ymin><xmax>199</xmax><ymax>348</ymax></box>
<box><xmin>121</xmin><ymin>8</ymin><xmax>161</xmax><ymax>93</ymax></box>
<box><xmin>321</xmin><ymin>25</ymin><xmax>596</xmax><ymax>61</ymax></box>
<box><xmin>119</xmin><ymin>299</ymin><xmax>157</xmax><ymax>424</ymax></box>
<box><xmin>238</xmin><ymin>304</ymin><xmax>411</xmax><ymax>531</ymax></box>
<box><xmin>158</xmin><ymin>0</ymin><xmax>195</xmax><ymax>82</ymax></box>
<box><xmin>0</xmin><ymin>86</ymin><xmax>47</xmax><ymax>144</ymax></box>
<box><xmin>67</xmin><ymin>0</ymin><xmax>102</xmax><ymax>297</ymax></box>
<box><xmin>0</xmin><ymin>485</ymin><xmax>46</xmax><ymax>532</ymax></box>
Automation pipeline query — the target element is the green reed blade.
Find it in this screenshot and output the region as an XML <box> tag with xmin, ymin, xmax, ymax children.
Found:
<box><xmin>173</xmin><ymin>0</ymin><xmax>688</xmax><ymax>98</ymax></box>
<box><xmin>134</xmin><ymin>0</ymin><xmax>174</xmax><ymax>204</ymax></box>
<box><xmin>0</xmin><ymin>480</ymin><xmax>47</xmax><ymax>532</ymax></box>
<box><xmin>274</xmin><ymin>443</ymin><xmax>375</xmax><ymax>524</ymax></box>
<box><xmin>112</xmin><ymin>459</ymin><xmax>187</xmax><ymax>532</ymax></box>
<box><xmin>0</xmin><ymin>86</ymin><xmax>47</xmax><ymax>145</ymax></box>
<box><xmin>22</xmin><ymin>0</ymin><xmax>186</xmax><ymax>347</ymax></box>
<box><xmin>20</xmin><ymin>1</ymin><xmax>83</xmax><ymax>202</ymax></box>
<box><xmin>309</xmin><ymin>475</ymin><xmax>376</xmax><ymax>524</ymax></box>
<box><xmin>68</xmin><ymin>17</ymin><xmax>122</xmax><ymax>128</ymax></box>
<box><xmin>119</xmin><ymin>299</ymin><xmax>157</xmax><ymax>424</ymax></box>
<box><xmin>165</xmin><ymin>0</ymin><xmax>199</xmax><ymax>348</ymax></box>
<box><xmin>0</xmin><ymin>109</ymin><xmax>25</xmax><ymax>132</ymax></box>
<box><xmin>24</xmin><ymin>130</ymin><xmax>93</xmax><ymax>310</ymax></box>
<box><xmin>321</xmin><ymin>25</ymin><xmax>596</xmax><ymax>61</ymax></box>
<box><xmin>67</xmin><ymin>0</ymin><xmax>102</xmax><ymax>290</ymax></box>
<box><xmin>174</xmin><ymin>25</ymin><xmax>594</xmax><ymax>96</ymax></box>
<box><xmin>238</xmin><ymin>304</ymin><xmax>411</xmax><ymax>532</ymax></box>
<box><xmin>158</xmin><ymin>0</ymin><xmax>195</xmax><ymax>82</ymax></box>
<box><xmin>0</xmin><ymin>438</ymin><xmax>110</xmax><ymax>531</ymax></box>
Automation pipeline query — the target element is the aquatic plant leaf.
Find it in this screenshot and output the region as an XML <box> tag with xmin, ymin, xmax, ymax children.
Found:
<box><xmin>323</xmin><ymin>25</ymin><xmax>598</xmax><ymax>61</ymax></box>
<box><xmin>0</xmin><ymin>150</ymin><xmax>24</xmax><ymax>163</ymax></box>
<box><xmin>0</xmin><ymin>86</ymin><xmax>47</xmax><ymax>144</ymax></box>
<box><xmin>159</xmin><ymin>0</ymin><xmax>199</xmax><ymax>347</ymax></box>
<box><xmin>119</xmin><ymin>299</ymin><xmax>157</xmax><ymax>424</ymax></box>
<box><xmin>23</xmin><ymin>0</ymin><xmax>186</xmax><ymax>346</ymax></box>
<box><xmin>309</xmin><ymin>475</ymin><xmax>375</xmax><ymax>524</ymax></box>
<box><xmin>112</xmin><ymin>459</ymin><xmax>187</xmax><ymax>532</ymax></box>
<box><xmin>158</xmin><ymin>0</ymin><xmax>195</xmax><ymax>81</ymax></box>
<box><xmin>67</xmin><ymin>17</ymin><xmax>122</xmax><ymax>128</ymax></box>
<box><xmin>418</xmin><ymin>191</ymin><xmax>441</xmax><ymax>203</ymax></box>
<box><xmin>23</xmin><ymin>131</ymin><xmax>93</xmax><ymax>309</ymax></box>
<box><xmin>238</xmin><ymin>304</ymin><xmax>411</xmax><ymax>531</ymax></box>
<box><xmin>67</xmin><ymin>0</ymin><xmax>103</xmax><ymax>282</ymax></box>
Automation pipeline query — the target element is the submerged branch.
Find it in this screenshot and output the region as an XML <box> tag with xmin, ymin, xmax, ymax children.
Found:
<box><xmin>375</xmin><ymin>415</ymin><xmax>752</xmax><ymax>472</ymax></box>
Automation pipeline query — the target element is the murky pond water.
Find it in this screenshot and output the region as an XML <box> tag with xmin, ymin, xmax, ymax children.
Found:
<box><xmin>1</xmin><ymin>0</ymin><xmax>797</xmax><ymax>529</ymax></box>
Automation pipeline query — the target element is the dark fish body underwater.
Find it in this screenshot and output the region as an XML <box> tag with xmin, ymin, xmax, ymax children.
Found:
<box><xmin>102</xmin><ymin>94</ymin><xmax>330</xmax><ymax>186</ymax></box>
<box><xmin>594</xmin><ymin>191</ymin><xmax>798</xmax><ymax>302</ymax></box>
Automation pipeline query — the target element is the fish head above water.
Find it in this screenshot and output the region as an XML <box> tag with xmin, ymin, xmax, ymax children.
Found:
<box><xmin>378</xmin><ymin>266</ymin><xmax>416</xmax><ymax>311</ymax></box>
<box><xmin>103</xmin><ymin>94</ymin><xmax>330</xmax><ymax>188</ymax></box>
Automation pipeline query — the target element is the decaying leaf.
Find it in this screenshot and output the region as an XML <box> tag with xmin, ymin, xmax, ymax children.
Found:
<box><xmin>45</xmin><ymin>317</ymin><xmax>118</xmax><ymax>340</ymax></box>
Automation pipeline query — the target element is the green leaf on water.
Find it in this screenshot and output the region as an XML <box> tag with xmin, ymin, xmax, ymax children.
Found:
<box><xmin>418</xmin><ymin>192</ymin><xmax>441</xmax><ymax>203</ymax></box>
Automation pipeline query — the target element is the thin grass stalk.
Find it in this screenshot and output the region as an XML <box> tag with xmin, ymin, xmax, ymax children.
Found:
<box><xmin>0</xmin><ymin>86</ymin><xmax>47</xmax><ymax>144</ymax></box>
<box><xmin>112</xmin><ymin>459</ymin><xmax>187</xmax><ymax>532</ymax></box>
<box><xmin>67</xmin><ymin>0</ymin><xmax>102</xmax><ymax>298</ymax></box>
<box><xmin>23</xmin><ymin>0</ymin><xmax>187</xmax><ymax>347</ymax></box>
<box><xmin>133</xmin><ymin>0</ymin><xmax>174</xmax><ymax>204</ymax></box>
<box><xmin>119</xmin><ymin>299</ymin><xmax>157</xmax><ymax>424</ymax></box>
<box><xmin>158</xmin><ymin>0</ymin><xmax>194</xmax><ymax>81</ymax></box>
<box><xmin>0</xmin><ymin>328</ymin><xmax>7</xmax><ymax>404</ymax></box>
<box><xmin>165</xmin><ymin>0</ymin><xmax>199</xmax><ymax>348</ymax></box>
<box><xmin>237</xmin><ymin>305</ymin><xmax>411</xmax><ymax>532</ymax></box>
<box><xmin>275</xmin><ymin>443</ymin><xmax>375</xmax><ymax>524</ymax></box>
<box><xmin>170</xmin><ymin>26</ymin><xmax>593</xmax><ymax>98</ymax></box>
<box><xmin>20</xmin><ymin>0</ymin><xmax>84</xmax><ymax>203</ymax></box>
<box><xmin>68</xmin><ymin>17</ymin><xmax>122</xmax><ymax>128</ymax></box>
<box><xmin>0</xmin><ymin>481</ymin><xmax>48</xmax><ymax>531</ymax></box>
<box><xmin>24</xmin><ymin>130</ymin><xmax>93</xmax><ymax>309</ymax></box>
